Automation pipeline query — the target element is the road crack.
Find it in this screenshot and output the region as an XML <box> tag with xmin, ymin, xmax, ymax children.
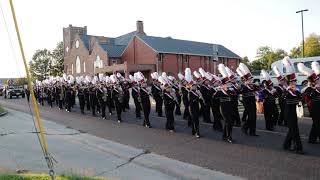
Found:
<box><xmin>95</xmin><ymin>150</ymin><xmax>151</xmax><ymax>176</ymax></box>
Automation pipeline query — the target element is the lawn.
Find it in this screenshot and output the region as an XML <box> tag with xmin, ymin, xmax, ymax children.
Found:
<box><xmin>0</xmin><ymin>106</ymin><xmax>5</xmax><ymax>114</ymax></box>
<box><xmin>0</xmin><ymin>174</ymin><xmax>110</xmax><ymax>180</ymax></box>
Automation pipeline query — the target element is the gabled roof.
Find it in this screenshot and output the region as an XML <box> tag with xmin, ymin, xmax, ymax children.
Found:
<box><xmin>114</xmin><ymin>31</ymin><xmax>138</xmax><ymax>45</ymax></box>
<box><xmin>80</xmin><ymin>35</ymin><xmax>90</xmax><ymax>50</ymax></box>
<box><xmin>100</xmin><ymin>44</ymin><xmax>126</xmax><ymax>58</ymax></box>
<box><xmin>137</xmin><ymin>35</ymin><xmax>240</xmax><ymax>59</ymax></box>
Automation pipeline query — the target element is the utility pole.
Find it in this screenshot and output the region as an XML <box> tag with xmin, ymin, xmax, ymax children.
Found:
<box><xmin>296</xmin><ymin>9</ymin><xmax>308</xmax><ymax>58</ymax></box>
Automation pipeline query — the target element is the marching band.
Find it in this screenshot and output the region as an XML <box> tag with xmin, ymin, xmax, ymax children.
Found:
<box><xmin>28</xmin><ymin>56</ymin><xmax>320</xmax><ymax>154</ymax></box>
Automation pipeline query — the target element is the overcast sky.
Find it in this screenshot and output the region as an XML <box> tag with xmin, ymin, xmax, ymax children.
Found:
<box><xmin>0</xmin><ymin>0</ymin><xmax>319</xmax><ymax>78</ymax></box>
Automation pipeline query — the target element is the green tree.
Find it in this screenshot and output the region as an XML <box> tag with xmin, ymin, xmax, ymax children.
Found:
<box><xmin>290</xmin><ymin>47</ymin><xmax>301</xmax><ymax>58</ymax></box>
<box><xmin>14</xmin><ymin>78</ymin><xmax>28</xmax><ymax>86</ymax></box>
<box><xmin>253</xmin><ymin>46</ymin><xmax>287</xmax><ymax>70</ymax></box>
<box><xmin>51</xmin><ymin>42</ymin><xmax>64</xmax><ymax>76</ymax></box>
<box><xmin>304</xmin><ymin>33</ymin><xmax>320</xmax><ymax>57</ymax></box>
<box><xmin>29</xmin><ymin>49</ymin><xmax>52</xmax><ymax>81</ymax></box>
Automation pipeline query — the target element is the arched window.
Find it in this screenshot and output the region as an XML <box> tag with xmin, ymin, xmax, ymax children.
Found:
<box><xmin>94</xmin><ymin>55</ymin><xmax>103</xmax><ymax>69</ymax></box>
<box><xmin>71</xmin><ymin>64</ymin><xmax>74</xmax><ymax>74</ymax></box>
<box><xmin>76</xmin><ymin>56</ymin><xmax>81</xmax><ymax>73</ymax></box>
<box><xmin>83</xmin><ymin>61</ymin><xmax>86</xmax><ymax>73</ymax></box>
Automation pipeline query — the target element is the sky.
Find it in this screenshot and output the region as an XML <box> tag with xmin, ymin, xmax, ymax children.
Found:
<box><xmin>0</xmin><ymin>0</ymin><xmax>319</xmax><ymax>78</ymax></box>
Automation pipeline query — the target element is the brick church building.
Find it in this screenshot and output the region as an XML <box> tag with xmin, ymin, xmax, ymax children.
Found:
<box><xmin>63</xmin><ymin>21</ymin><xmax>241</xmax><ymax>81</ymax></box>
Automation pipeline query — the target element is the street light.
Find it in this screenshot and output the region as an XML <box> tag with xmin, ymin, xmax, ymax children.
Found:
<box><xmin>296</xmin><ymin>9</ymin><xmax>308</xmax><ymax>58</ymax></box>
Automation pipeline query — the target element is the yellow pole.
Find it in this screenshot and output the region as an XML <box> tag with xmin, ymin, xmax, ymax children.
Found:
<box><xmin>9</xmin><ymin>0</ymin><xmax>50</xmax><ymax>156</ymax></box>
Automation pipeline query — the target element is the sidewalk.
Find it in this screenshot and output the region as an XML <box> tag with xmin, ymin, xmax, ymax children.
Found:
<box><xmin>0</xmin><ymin>108</ymin><xmax>242</xmax><ymax>180</ymax></box>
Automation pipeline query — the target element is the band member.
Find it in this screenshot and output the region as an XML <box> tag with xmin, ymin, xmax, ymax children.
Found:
<box><xmin>58</xmin><ymin>84</ymin><xmax>65</xmax><ymax>110</ymax></box>
<box><xmin>97</xmin><ymin>83</ymin><xmax>106</xmax><ymax>119</ymax></box>
<box><xmin>159</xmin><ymin>76</ymin><xmax>176</xmax><ymax>132</ymax></box>
<box><xmin>178</xmin><ymin>73</ymin><xmax>192</xmax><ymax>127</ymax></box>
<box><xmin>85</xmin><ymin>86</ymin><xmax>91</xmax><ymax>111</ymax></box>
<box><xmin>65</xmin><ymin>84</ymin><xmax>72</xmax><ymax>112</ymax></box>
<box><xmin>300</xmin><ymin>62</ymin><xmax>320</xmax><ymax>144</ymax></box>
<box><xmin>261</xmin><ymin>70</ymin><xmax>278</xmax><ymax>131</ymax></box>
<box><xmin>46</xmin><ymin>86</ymin><xmax>53</xmax><ymax>108</ymax></box>
<box><xmin>198</xmin><ymin>68</ymin><xmax>212</xmax><ymax>124</ymax></box>
<box><xmin>130</xmin><ymin>75</ymin><xmax>142</xmax><ymax>119</ymax></box>
<box><xmin>25</xmin><ymin>88</ymin><xmax>30</xmax><ymax>102</ymax></box>
<box><xmin>217</xmin><ymin>64</ymin><xmax>239</xmax><ymax>142</ymax></box>
<box><xmin>169</xmin><ymin>76</ymin><xmax>182</xmax><ymax>116</ymax></box>
<box><xmin>151</xmin><ymin>73</ymin><xmax>163</xmax><ymax>117</ymax></box>
<box><xmin>225</xmin><ymin>67</ymin><xmax>242</xmax><ymax>127</ymax></box>
<box><xmin>273</xmin><ymin>66</ymin><xmax>287</xmax><ymax>126</ymax></box>
<box><xmin>236</xmin><ymin>63</ymin><xmax>259</xmax><ymax>136</ymax></box>
<box><xmin>111</xmin><ymin>75</ymin><xmax>123</xmax><ymax>123</ymax></box>
<box><xmin>185</xmin><ymin>68</ymin><xmax>201</xmax><ymax>138</ymax></box>
<box><xmin>77</xmin><ymin>84</ymin><xmax>86</xmax><ymax>114</ymax></box>
<box><xmin>89</xmin><ymin>85</ymin><xmax>97</xmax><ymax>116</ymax></box>
<box><xmin>122</xmin><ymin>80</ymin><xmax>130</xmax><ymax>111</ymax></box>
<box><xmin>209</xmin><ymin>74</ymin><xmax>223</xmax><ymax>131</ymax></box>
<box><xmin>282</xmin><ymin>57</ymin><xmax>303</xmax><ymax>154</ymax></box>
<box><xmin>137</xmin><ymin>72</ymin><xmax>152</xmax><ymax>128</ymax></box>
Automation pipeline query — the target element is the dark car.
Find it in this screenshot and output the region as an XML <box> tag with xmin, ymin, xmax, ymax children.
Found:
<box><xmin>4</xmin><ymin>85</ymin><xmax>25</xmax><ymax>99</ymax></box>
<box><xmin>0</xmin><ymin>84</ymin><xmax>4</xmax><ymax>96</ymax></box>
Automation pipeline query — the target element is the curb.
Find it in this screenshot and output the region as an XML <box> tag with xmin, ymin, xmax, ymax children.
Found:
<box><xmin>0</xmin><ymin>110</ymin><xmax>8</xmax><ymax>117</ymax></box>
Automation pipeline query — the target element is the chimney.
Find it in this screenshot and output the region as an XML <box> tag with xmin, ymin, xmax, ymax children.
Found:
<box><xmin>136</xmin><ymin>20</ymin><xmax>144</xmax><ymax>34</ymax></box>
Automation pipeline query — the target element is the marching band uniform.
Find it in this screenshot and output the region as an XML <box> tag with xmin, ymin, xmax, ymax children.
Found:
<box><xmin>106</xmin><ymin>86</ymin><xmax>113</xmax><ymax>115</ymax></box>
<box><xmin>65</xmin><ymin>85</ymin><xmax>72</xmax><ymax>112</ymax></box>
<box><xmin>122</xmin><ymin>81</ymin><xmax>131</xmax><ymax>111</ymax></box>
<box><xmin>260</xmin><ymin>72</ymin><xmax>278</xmax><ymax>131</ymax></box>
<box><xmin>236</xmin><ymin>64</ymin><xmax>259</xmax><ymax>136</ymax></box>
<box><xmin>178</xmin><ymin>73</ymin><xmax>192</xmax><ymax>127</ymax></box>
<box><xmin>273</xmin><ymin>66</ymin><xmax>287</xmax><ymax>126</ymax></box>
<box><xmin>184</xmin><ymin>68</ymin><xmax>201</xmax><ymax>138</ymax></box>
<box><xmin>172</xmin><ymin>84</ymin><xmax>182</xmax><ymax>116</ymax></box>
<box><xmin>85</xmin><ymin>87</ymin><xmax>91</xmax><ymax>111</ymax></box>
<box><xmin>160</xmin><ymin>81</ymin><xmax>176</xmax><ymax>131</ymax></box>
<box><xmin>140</xmin><ymin>86</ymin><xmax>152</xmax><ymax>128</ymax></box>
<box><xmin>299</xmin><ymin>62</ymin><xmax>320</xmax><ymax>144</ymax></box>
<box><xmin>89</xmin><ymin>86</ymin><xmax>97</xmax><ymax>116</ymax></box>
<box><xmin>211</xmin><ymin>87</ymin><xmax>223</xmax><ymax>131</ymax></box>
<box><xmin>77</xmin><ymin>85</ymin><xmax>85</xmax><ymax>114</ymax></box>
<box><xmin>151</xmin><ymin>79</ymin><xmax>163</xmax><ymax>117</ymax></box>
<box><xmin>131</xmin><ymin>83</ymin><xmax>142</xmax><ymax>118</ymax></box>
<box><xmin>283</xmin><ymin>57</ymin><xmax>303</xmax><ymax>154</ymax></box>
<box><xmin>200</xmin><ymin>81</ymin><xmax>212</xmax><ymax>123</ymax></box>
<box><xmin>112</xmin><ymin>84</ymin><xmax>123</xmax><ymax>123</ymax></box>
<box><xmin>188</xmin><ymin>86</ymin><xmax>201</xmax><ymax>137</ymax></box>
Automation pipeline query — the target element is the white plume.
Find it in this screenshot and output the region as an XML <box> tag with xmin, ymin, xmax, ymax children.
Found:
<box><xmin>193</xmin><ymin>71</ymin><xmax>201</xmax><ymax>79</ymax></box>
<box><xmin>261</xmin><ymin>70</ymin><xmax>271</xmax><ymax>80</ymax></box>
<box><xmin>184</xmin><ymin>68</ymin><xmax>193</xmax><ymax>83</ymax></box>
<box><xmin>198</xmin><ymin>68</ymin><xmax>206</xmax><ymax>77</ymax></box>
<box><xmin>282</xmin><ymin>56</ymin><xmax>295</xmax><ymax>74</ymax></box>
<box><xmin>311</xmin><ymin>61</ymin><xmax>320</xmax><ymax>75</ymax></box>
<box><xmin>178</xmin><ymin>73</ymin><xmax>184</xmax><ymax>81</ymax></box>
<box><xmin>218</xmin><ymin>64</ymin><xmax>228</xmax><ymax>78</ymax></box>
<box><xmin>297</xmin><ymin>63</ymin><xmax>314</xmax><ymax>77</ymax></box>
<box><xmin>239</xmin><ymin>63</ymin><xmax>251</xmax><ymax>75</ymax></box>
<box><xmin>236</xmin><ymin>67</ymin><xmax>244</xmax><ymax>77</ymax></box>
<box><xmin>272</xmin><ymin>65</ymin><xmax>282</xmax><ymax>78</ymax></box>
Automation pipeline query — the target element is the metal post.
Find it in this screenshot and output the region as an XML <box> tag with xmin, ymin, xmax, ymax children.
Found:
<box><xmin>296</xmin><ymin>9</ymin><xmax>308</xmax><ymax>58</ymax></box>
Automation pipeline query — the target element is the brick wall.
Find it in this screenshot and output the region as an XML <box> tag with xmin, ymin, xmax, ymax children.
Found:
<box><xmin>122</xmin><ymin>37</ymin><xmax>157</xmax><ymax>65</ymax></box>
<box><xmin>64</xmin><ymin>35</ymin><xmax>90</xmax><ymax>76</ymax></box>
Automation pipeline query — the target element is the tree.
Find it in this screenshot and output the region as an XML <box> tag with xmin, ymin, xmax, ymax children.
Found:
<box><xmin>290</xmin><ymin>47</ymin><xmax>301</xmax><ymax>58</ymax></box>
<box><xmin>304</xmin><ymin>33</ymin><xmax>320</xmax><ymax>57</ymax></box>
<box><xmin>253</xmin><ymin>46</ymin><xmax>287</xmax><ymax>71</ymax></box>
<box><xmin>29</xmin><ymin>49</ymin><xmax>52</xmax><ymax>81</ymax></box>
<box><xmin>14</xmin><ymin>78</ymin><xmax>28</xmax><ymax>86</ymax></box>
<box><xmin>51</xmin><ymin>42</ymin><xmax>64</xmax><ymax>76</ymax></box>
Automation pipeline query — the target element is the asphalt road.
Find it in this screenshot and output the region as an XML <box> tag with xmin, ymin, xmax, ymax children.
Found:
<box><xmin>1</xmin><ymin>96</ymin><xmax>320</xmax><ymax>180</ymax></box>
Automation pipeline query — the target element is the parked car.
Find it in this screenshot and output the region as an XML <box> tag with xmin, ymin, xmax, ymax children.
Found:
<box><xmin>0</xmin><ymin>84</ymin><xmax>4</xmax><ymax>96</ymax></box>
<box><xmin>4</xmin><ymin>85</ymin><xmax>25</xmax><ymax>99</ymax></box>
